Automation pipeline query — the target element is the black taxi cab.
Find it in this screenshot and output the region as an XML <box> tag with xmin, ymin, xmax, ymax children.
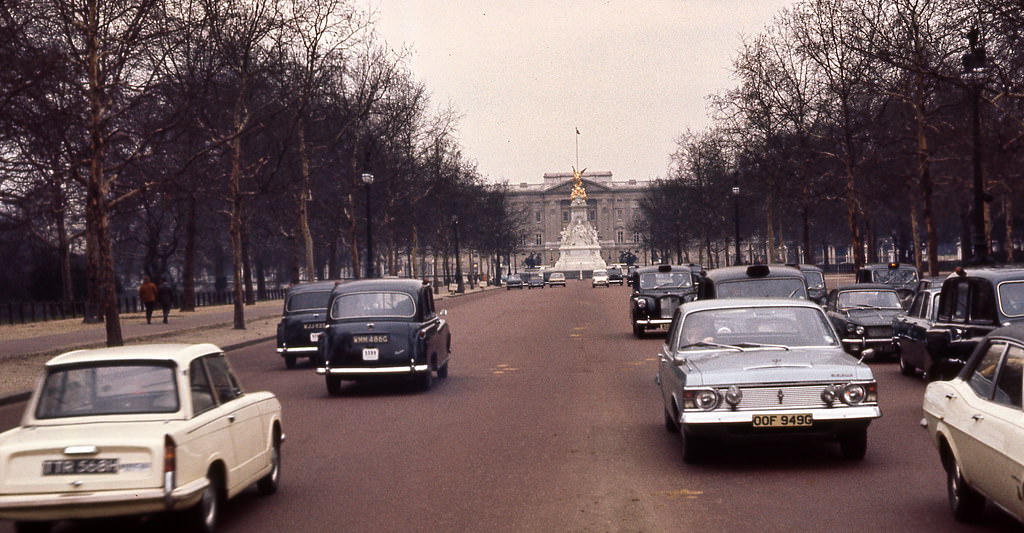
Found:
<box><xmin>856</xmin><ymin>262</ymin><xmax>919</xmax><ymax>306</ymax></box>
<box><xmin>276</xmin><ymin>280</ymin><xmax>339</xmax><ymax>368</ymax></box>
<box><xmin>315</xmin><ymin>279</ymin><xmax>451</xmax><ymax>394</ymax></box>
<box><xmin>696</xmin><ymin>264</ymin><xmax>808</xmax><ymax>300</ymax></box>
<box><xmin>629</xmin><ymin>264</ymin><xmax>700</xmax><ymax>337</ymax></box>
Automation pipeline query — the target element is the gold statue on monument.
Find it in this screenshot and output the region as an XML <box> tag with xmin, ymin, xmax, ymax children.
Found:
<box><xmin>569</xmin><ymin>166</ymin><xmax>587</xmax><ymax>201</ymax></box>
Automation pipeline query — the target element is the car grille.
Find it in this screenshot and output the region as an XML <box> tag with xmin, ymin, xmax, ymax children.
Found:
<box><xmin>866</xmin><ymin>326</ymin><xmax>892</xmax><ymax>339</ymax></box>
<box><xmin>303</xmin><ymin>322</ymin><xmax>326</xmax><ymax>330</ymax></box>
<box><xmin>715</xmin><ymin>384</ymin><xmax>833</xmax><ymax>410</ymax></box>
<box><xmin>658</xmin><ymin>296</ymin><xmax>680</xmax><ymax>319</ymax></box>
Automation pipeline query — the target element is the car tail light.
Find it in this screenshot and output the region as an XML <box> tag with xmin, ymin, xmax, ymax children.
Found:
<box><xmin>163</xmin><ymin>435</ymin><xmax>177</xmax><ymax>506</ymax></box>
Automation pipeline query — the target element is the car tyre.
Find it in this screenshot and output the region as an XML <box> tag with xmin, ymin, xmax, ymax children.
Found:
<box><xmin>632</xmin><ymin>323</ymin><xmax>644</xmax><ymax>338</ymax></box>
<box><xmin>284</xmin><ymin>354</ymin><xmax>297</xmax><ymax>369</ymax></box>
<box><xmin>664</xmin><ymin>407</ymin><xmax>679</xmax><ymax>433</ymax></box>
<box><xmin>680</xmin><ymin>429</ymin><xmax>705</xmax><ymax>464</ymax></box>
<box><xmin>326</xmin><ymin>376</ymin><xmax>343</xmax><ymax>395</ymax></box>
<box><xmin>898</xmin><ymin>354</ymin><xmax>915</xmax><ymax>376</ymax></box>
<box><xmin>181</xmin><ymin>472</ymin><xmax>221</xmax><ymax>533</ymax></box>
<box><xmin>838</xmin><ymin>428</ymin><xmax>867</xmax><ymax>460</ymax></box>
<box><xmin>437</xmin><ymin>359</ymin><xmax>449</xmax><ymax>379</ymax></box>
<box><xmin>948</xmin><ymin>460</ymin><xmax>986</xmax><ymax>522</ymax></box>
<box><xmin>256</xmin><ymin>435</ymin><xmax>281</xmax><ymax>495</ymax></box>
<box><xmin>14</xmin><ymin>521</ymin><xmax>53</xmax><ymax>533</ymax></box>
<box><xmin>418</xmin><ymin>368</ymin><xmax>433</xmax><ymax>391</ymax></box>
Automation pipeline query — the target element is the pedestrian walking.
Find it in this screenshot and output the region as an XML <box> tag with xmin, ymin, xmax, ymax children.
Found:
<box><xmin>138</xmin><ymin>275</ymin><xmax>158</xmax><ymax>324</ymax></box>
<box><xmin>157</xmin><ymin>277</ymin><xmax>174</xmax><ymax>324</ymax></box>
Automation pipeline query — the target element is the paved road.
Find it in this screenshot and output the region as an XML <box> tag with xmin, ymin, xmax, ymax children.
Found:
<box><xmin>0</xmin><ymin>282</ymin><xmax>1018</xmax><ymax>532</ymax></box>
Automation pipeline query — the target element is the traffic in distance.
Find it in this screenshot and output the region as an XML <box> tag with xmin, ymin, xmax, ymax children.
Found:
<box><xmin>3</xmin><ymin>262</ymin><xmax>1024</xmax><ymax>531</ymax></box>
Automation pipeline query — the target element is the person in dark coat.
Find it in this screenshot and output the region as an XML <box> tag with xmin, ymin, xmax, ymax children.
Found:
<box><xmin>157</xmin><ymin>277</ymin><xmax>174</xmax><ymax>324</ymax></box>
<box><xmin>138</xmin><ymin>275</ymin><xmax>158</xmax><ymax>324</ymax></box>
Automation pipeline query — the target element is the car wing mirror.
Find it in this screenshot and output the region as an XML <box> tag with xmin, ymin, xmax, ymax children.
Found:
<box><xmin>439</xmin><ymin>309</ymin><xmax>448</xmax><ymax>317</ymax></box>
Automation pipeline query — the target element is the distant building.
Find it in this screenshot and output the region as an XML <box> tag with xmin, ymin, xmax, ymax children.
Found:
<box><xmin>507</xmin><ymin>171</ymin><xmax>653</xmax><ymax>268</ymax></box>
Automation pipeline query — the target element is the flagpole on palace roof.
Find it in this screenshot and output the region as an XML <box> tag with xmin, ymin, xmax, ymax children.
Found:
<box><xmin>575</xmin><ymin>127</ymin><xmax>580</xmax><ymax>170</ymax></box>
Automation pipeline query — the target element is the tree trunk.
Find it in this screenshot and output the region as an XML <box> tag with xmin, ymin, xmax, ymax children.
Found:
<box><xmin>181</xmin><ymin>195</ymin><xmax>197</xmax><ymax>311</ymax></box>
<box><xmin>297</xmin><ymin>112</ymin><xmax>315</xmax><ymax>281</ymax></box>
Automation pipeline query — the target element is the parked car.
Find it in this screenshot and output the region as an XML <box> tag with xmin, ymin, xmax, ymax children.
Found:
<box><xmin>856</xmin><ymin>262</ymin><xmax>919</xmax><ymax>306</ymax></box>
<box><xmin>790</xmin><ymin>264</ymin><xmax>827</xmax><ymax>305</ymax></box>
<box><xmin>607</xmin><ymin>266</ymin><xmax>624</xmax><ymax>286</ymax></box>
<box><xmin>315</xmin><ymin>279</ymin><xmax>451</xmax><ymax>394</ymax></box>
<box><xmin>697</xmin><ymin>264</ymin><xmax>808</xmax><ymax>300</ymax></box>
<box><xmin>825</xmin><ymin>284</ymin><xmax>904</xmax><ymax>357</ymax></box>
<box><xmin>892</xmin><ymin>286</ymin><xmax>944</xmax><ymax>378</ymax></box>
<box><xmin>505</xmin><ymin>274</ymin><xmax>525</xmax><ymax>290</ymax></box>
<box><xmin>276</xmin><ymin>280</ymin><xmax>338</xmax><ymax>369</ymax></box>
<box><xmin>925</xmin><ymin>267</ymin><xmax>1024</xmax><ymax>379</ymax></box>
<box><xmin>547</xmin><ymin>272</ymin><xmax>567</xmax><ymax>287</ymax></box>
<box><xmin>0</xmin><ymin>344</ymin><xmax>284</xmax><ymax>533</ymax></box>
<box><xmin>922</xmin><ymin>325</ymin><xmax>1024</xmax><ymax>525</ymax></box>
<box><xmin>592</xmin><ymin>269</ymin><xmax>610</xmax><ymax>287</ymax></box>
<box><xmin>629</xmin><ymin>264</ymin><xmax>698</xmax><ymax>337</ymax></box>
<box><xmin>657</xmin><ymin>298</ymin><xmax>881</xmax><ymax>463</ymax></box>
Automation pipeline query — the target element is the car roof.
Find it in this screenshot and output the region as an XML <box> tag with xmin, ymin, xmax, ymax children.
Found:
<box><xmin>46</xmin><ymin>343</ymin><xmax>223</xmax><ymax>368</ymax></box>
<box><xmin>945</xmin><ymin>266</ymin><xmax>1024</xmax><ymax>283</ymax></box>
<box><xmin>703</xmin><ymin>264</ymin><xmax>804</xmax><ymax>281</ymax></box>
<box><xmin>634</xmin><ymin>264</ymin><xmax>699</xmax><ymax>274</ymax></box>
<box><xmin>837</xmin><ymin>283</ymin><xmax>898</xmax><ymax>291</ymax></box>
<box><xmin>681</xmin><ymin>297</ymin><xmax>825</xmax><ymax>313</ymax></box>
<box><xmin>331</xmin><ymin>278</ymin><xmax>426</xmax><ymax>295</ymax></box>
<box><xmin>787</xmin><ymin>263</ymin><xmax>823</xmax><ymax>273</ymax></box>
<box><xmin>986</xmin><ymin>323</ymin><xmax>1024</xmax><ymax>342</ymax></box>
<box><xmin>286</xmin><ymin>280</ymin><xmax>343</xmax><ymax>295</ymax></box>
<box><xmin>860</xmin><ymin>262</ymin><xmax>917</xmax><ymax>270</ymax></box>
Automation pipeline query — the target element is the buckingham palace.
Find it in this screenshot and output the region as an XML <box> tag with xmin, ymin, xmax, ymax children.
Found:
<box><xmin>508</xmin><ymin>170</ymin><xmax>653</xmax><ymax>267</ymax></box>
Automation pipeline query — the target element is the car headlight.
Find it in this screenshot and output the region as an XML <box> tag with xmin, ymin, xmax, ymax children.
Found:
<box><xmin>636</xmin><ymin>298</ymin><xmax>647</xmax><ymax>309</ymax></box>
<box><xmin>821</xmin><ymin>385</ymin><xmax>839</xmax><ymax>405</ymax></box>
<box><xmin>855</xmin><ymin>326</ymin><xmax>865</xmax><ymax>336</ymax></box>
<box><xmin>683</xmin><ymin>389</ymin><xmax>720</xmax><ymax>411</ymax></box>
<box><xmin>841</xmin><ymin>384</ymin><xmax>867</xmax><ymax>405</ymax></box>
<box><xmin>724</xmin><ymin>385</ymin><xmax>742</xmax><ymax>407</ymax></box>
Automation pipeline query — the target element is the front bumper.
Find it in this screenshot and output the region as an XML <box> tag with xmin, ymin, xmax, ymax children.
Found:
<box><xmin>680</xmin><ymin>405</ymin><xmax>881</xmax><ymax>426</ymax></box>
<box><xmin>841</xmin><ymin>337</ymin><xmax>896</xmax><ymax>352</ymax></box>
<box><xmin>0</xmin><ymin>476</ymin><xmax>207</xmax><ymax>521</ymax></box>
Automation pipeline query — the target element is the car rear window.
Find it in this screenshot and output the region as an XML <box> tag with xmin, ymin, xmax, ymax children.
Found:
<box><xmin>716</xmin><ymin>278</ymin><xmax>807</xmax><ymax>299</ymax></box>
<box><xmin>331</xmin><ymin>291</ymin><xmax>416</xmax><ymax>319</ymax></box>
<box><xmin>639</xmin><ymin>272</ymin><xmax>692</xmax><ymax>290</ymax></box>
<box><xmin>286</xmin><ymin>290</ymin><xmax>331</xmax><ymax>312</ymax></box>
<box><xmin>36</xmin><ymin>363</ymin><xmax>179</xmax><ymax>418</ymax></box>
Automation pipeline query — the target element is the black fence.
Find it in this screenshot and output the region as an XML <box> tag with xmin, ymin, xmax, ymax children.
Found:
<box><xmin>0</xmin><ymin>289</ymin><xmax>286</xmax><ymax>326</ymax></box>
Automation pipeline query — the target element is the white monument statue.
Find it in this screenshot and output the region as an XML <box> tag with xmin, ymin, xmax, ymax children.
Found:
<box><xmin>553</xmin><ymin>167</ymin><xmax>608</xmax><ymax>272</ymax></box>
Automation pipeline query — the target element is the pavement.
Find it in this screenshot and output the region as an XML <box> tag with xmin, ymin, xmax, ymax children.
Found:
<box><xmin>0</xmin><ymin>284</ymin><xmax>494</xmax><ymax>406</ymax></box>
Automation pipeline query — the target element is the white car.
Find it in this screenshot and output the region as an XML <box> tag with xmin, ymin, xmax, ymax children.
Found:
<box><xmin>592</xmin><ymin>269</ymin><xmax>610</xmax><ymax>287</ymax></box>
<box><xmin>922</xmin><ymin>326</ymin><xmax>1024</xmax><ymax>525</ymax></box>
<box><xmin>0</xmin><ymin>344</ymin><xmax>283</xmax><ymax>533</ymax></box>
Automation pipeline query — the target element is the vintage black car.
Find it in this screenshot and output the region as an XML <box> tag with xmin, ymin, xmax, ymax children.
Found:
<box><xmin>826</xmin><ymin>284</ymin><xmax>903</xmax><ymax>357</ymax></box>
<box><xmin>923</xmin><ymin>267</ymin><xmax>1024</xmax><ymax>379</ymax></box>
<box><xmin>607</xmin><ymin>266</ymin><xmax>624</xmax><ymax>286</ymax></box>
<box><xmin>505</xmin><ymin>274</ymin><xmax>525</xmax><ymax>290</ymax></box>
<box><xmin>856</xmin><ymin>262</ymin><xmax>919</xmax><ymax>306</ymax></box>
<box><xmin>629</xmin><ymin>264</ymin><xmax>698</xmax><ymax>337</ymax></box>
<box><xmin>276</xmin><ymin>280</ymin><xmax>338</xmax><ymax>369</ymax></box>
<box><xmin>697</xmin><ymin>264</ymin><xmax>808</xmax><ymax>300</ymax></box>
<box><xmin>315</xmin><ymin>279</ymin><xmax>451</xmax><ymax>394</ymax></box>
<box><xmin>525</xmin><ymin>272</ymin><xmax>546</xmax><ymax>289</ymax></box>
<box><xmin>892</xmin><ymin>286</ymin><xmax>943</xmax><ymax>378</ymax></box>
<box><xmin>790</xmin><ymin>264</ymin><xmax>826</xmax><ymax>305</ymax></box>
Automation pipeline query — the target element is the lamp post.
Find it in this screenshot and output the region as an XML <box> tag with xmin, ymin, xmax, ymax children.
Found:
<box><xmin>453</xmin><ymin>215</ymin><xmax>464</xmax><ymax>293</ymax></box>
<box><xmin>963</xmin><ymin>27</ymin><xmax>989</xmax><ymax>264</ymax></box>
<box><xmin>361</xmin><ymin>172</ymin><xmax>374</xmax><ymax>278</ymax></box>
<box><xmin>732</xmin><ymin>182</ymin><xmax>742</xmax><ymax>265</ymax></box>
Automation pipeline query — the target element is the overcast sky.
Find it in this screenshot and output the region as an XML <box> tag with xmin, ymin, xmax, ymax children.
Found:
<box><xmin>371</xmin><ymin>0</ymin><xmax>796</xmax><ymax>184</ymax></box>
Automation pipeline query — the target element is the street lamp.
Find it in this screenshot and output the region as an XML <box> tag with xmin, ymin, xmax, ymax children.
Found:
<box><xmin>732</xmin><ymin>182</ymin><xmax>742</xmax><ymax>265</ymax></box>
<box><xmin>452</xmin><ymin>215</ymin><xmax>464</xmax><ymax>293</ymax></box>
<box><xmin>361</xmin><ymin>172</ymin><xmax>374</xmax><ymax>278</ymax></box>
<box><xmin>963</xmin><ymin>27</ymin><xmax>989</xmax><ymax>264</ymax></box>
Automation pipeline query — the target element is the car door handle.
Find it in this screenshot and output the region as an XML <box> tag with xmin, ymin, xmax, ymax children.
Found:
<box><xmin>945</xmin><ymin>393</ymin><xmax>957</xmax><ymax>400</ymax></box>
<box><xmin>228</xmin><ymin>414</ymin><xmax>236</xmax><ymax>423</ymax></box>
<box><xmin>971</xmin><ymin>414</ymin><xmax>984</xmax><ymax>422</ymax></box>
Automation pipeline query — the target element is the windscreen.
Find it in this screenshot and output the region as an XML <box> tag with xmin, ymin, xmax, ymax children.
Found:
<box><xmin>676</xmin><ymin>306</ymin><xmax>839</xmax><ymax>349</ymax></box>
<box><xmin>331</xmin><ymin>291</ymin><xmax>417</xmax><ymax>319</ymax></box>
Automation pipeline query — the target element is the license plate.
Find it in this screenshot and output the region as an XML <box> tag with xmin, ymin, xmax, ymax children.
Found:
<box><xmin>658</xmin><ymin>324</ymin><xmax>671</xmax><ymax>331</ymax></box>
<box><xmin>353</xmin><ymin>334</ymin><xmax>389</xmax><ymax>344</ymax></box>
<box><xmin>309</xmin><ymin>332</ymin><xmax>322</xmax><ymax>342</ymax></box>
<box><xmin>751</xmin><ymin>414</ymin><xmax>812</xmax><ymax>428</ymax></box>
<box><xmin>42</xmin><ymin>458</ymin><xmax>119</xmax><ymax>475</ymax></box>
<box><xmin>362</xmin><ymin>347</ymin><xmax>379</xmax><ymax>361</ymax></box>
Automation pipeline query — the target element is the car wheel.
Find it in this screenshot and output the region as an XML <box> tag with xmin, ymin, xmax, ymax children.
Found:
<box><xmin>632</xmin><ymin>323</ymin><xmax>644</xmax><ymax>338</ymax></box>
<box><xmin>680</xmin><ymin>429</ymin><xmax>704</xmax><ymax>464</ymax></box>
<box><xmin>181</xmin><ymin>472</ymin><xmax>221</xmax><ymax>533</ymax></box>
<box><xmin>14</xmin><ymin>521</ymin><xmax>53</xmax><ymax>533</ymax></box>
<box><xmin>418</xmin><ymin>368</ymin><xmax>433</xmax><ymax>391</ymax></box>
<box><xmin>284</xmin><ymin>354</ymin><xmax>297</xmax><ymax>369</ymax></box>
<box><xmin>326</xmin><ymin>376</ymin><xmax>343</xmax><ymax>395</ymax></box>
<box><xmin>898</xmin><ymin>354</ymin><xmax>915</xmax><ymax>376</ymax></box>
<box><xmin>948</xmin><ymin>459</ymin><xmax>986</xmax><ymax>522</ymax></box>
<box><xmin>437</xmin><ymin>359</ymin><xmax>449</xmax><ymax>379</ymax></box>
<box><xmin>256</xmin><ymin>435</ymin><xmax>281</xmax><ymax>495</ymax></box>
<box><xmin>838</xmin><ymin>428</ymin><xmax>867</xmax><ymax>460</ymax></box>
<box><xmin>664</xmin><ymin>407</ymin><xmax>679</xmax><ymax>433</ymax></box>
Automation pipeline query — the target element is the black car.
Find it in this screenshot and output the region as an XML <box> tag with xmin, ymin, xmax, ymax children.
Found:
<box><xmin>276</xmin><ymin>280</ymin><xmax>338</xmax><ymax>369</ymax></box>
<box><xmin>525</xmin><ymin>272</ymin><xmax>545</xmax><ymax>289</ymax></box>
<box><xmin>506</xmin><ymin>274</ymin><xmax>525</xmax><ymax>290</ymax></box>
<box><xmin>856</xmin><ymin>262</ymin><xmax>919</xmax><ymax>306</ymax></box>
<box><xmin>629</xmin><ymin>264</ymin><xmax>698</xmax><ymax>337</ymax></box>
<box><xmin>892</xmin><ymin>286</ymin><xmax>943</xmax><ymax>378</ymax></box>
<box><xmin>697</xmin><ymin>264</ymin><xmax>808</xmax><ymax>300</ymax></box>
<box><xmin>315</xmin><ymin>278</ymin><xmax>451</xmax><ymax>394</ymax></box>
<box><xmin>826</xmin><ymin>284</ymin><xmax>904</xmax><ymax>357</ymax></box>
<box><xmin>607</xmin><ymin>266</ymin><xmax>624</xmax><ymax>286</ymax></box>
<box><xmin>790</xmin><ymin>264</ymin><xmax>826</xmax><ymax>305</ymax></box>
<box><xmin>924</xmin><ymin>266</ymin><xmax>1024</xmax><ymax>379</ymax></box>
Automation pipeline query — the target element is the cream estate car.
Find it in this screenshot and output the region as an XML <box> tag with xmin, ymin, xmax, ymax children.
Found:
<box><xmin>922</xmin><ymin>325</ymin><xmax>1024</xmax><ymax>525</ymax></box>
<box><xmin>0</xmin><ymin>344</ymin><xmax>284</xmax><ymax>533</ymax></box>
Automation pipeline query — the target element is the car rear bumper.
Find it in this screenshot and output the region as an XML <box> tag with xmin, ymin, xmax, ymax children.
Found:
<box><xmin>0</xmin><ymin>477</ymin><xmax>208</xmax><ymax>521</ymax></box>
<box><xmin>316</xmin><ymin>364</ymin><xmax>430</xmax><ymax>377</ymax></box>
<box><xmin>276</xmin><ymin>346</ymin><xmax>318</xmax><ymax>354</ymax></box>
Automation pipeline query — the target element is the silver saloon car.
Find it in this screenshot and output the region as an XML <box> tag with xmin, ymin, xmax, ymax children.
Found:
<box><xmin>657</xmin><ymin>298</ymin><xmax>881</xmax><ymax>463</ymax></box>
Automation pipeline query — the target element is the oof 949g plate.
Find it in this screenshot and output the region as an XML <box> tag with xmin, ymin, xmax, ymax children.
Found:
<box><xmin>752</xmin><ymin>414</ymin><xmax>812</xmax><ymax>428</ymax></box>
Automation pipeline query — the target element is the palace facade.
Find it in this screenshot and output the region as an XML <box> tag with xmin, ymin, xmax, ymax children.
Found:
<box><xmin>507</xmin><ymin>171</ymin><xmax>653</xmax><ymax>268</ymax></box>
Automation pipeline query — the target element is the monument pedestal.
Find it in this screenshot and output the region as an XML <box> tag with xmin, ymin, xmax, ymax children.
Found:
<box><xmin>553</xmin><ymin>198</ymin><xmax>607</xmax><ymax>272</ymax></box>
